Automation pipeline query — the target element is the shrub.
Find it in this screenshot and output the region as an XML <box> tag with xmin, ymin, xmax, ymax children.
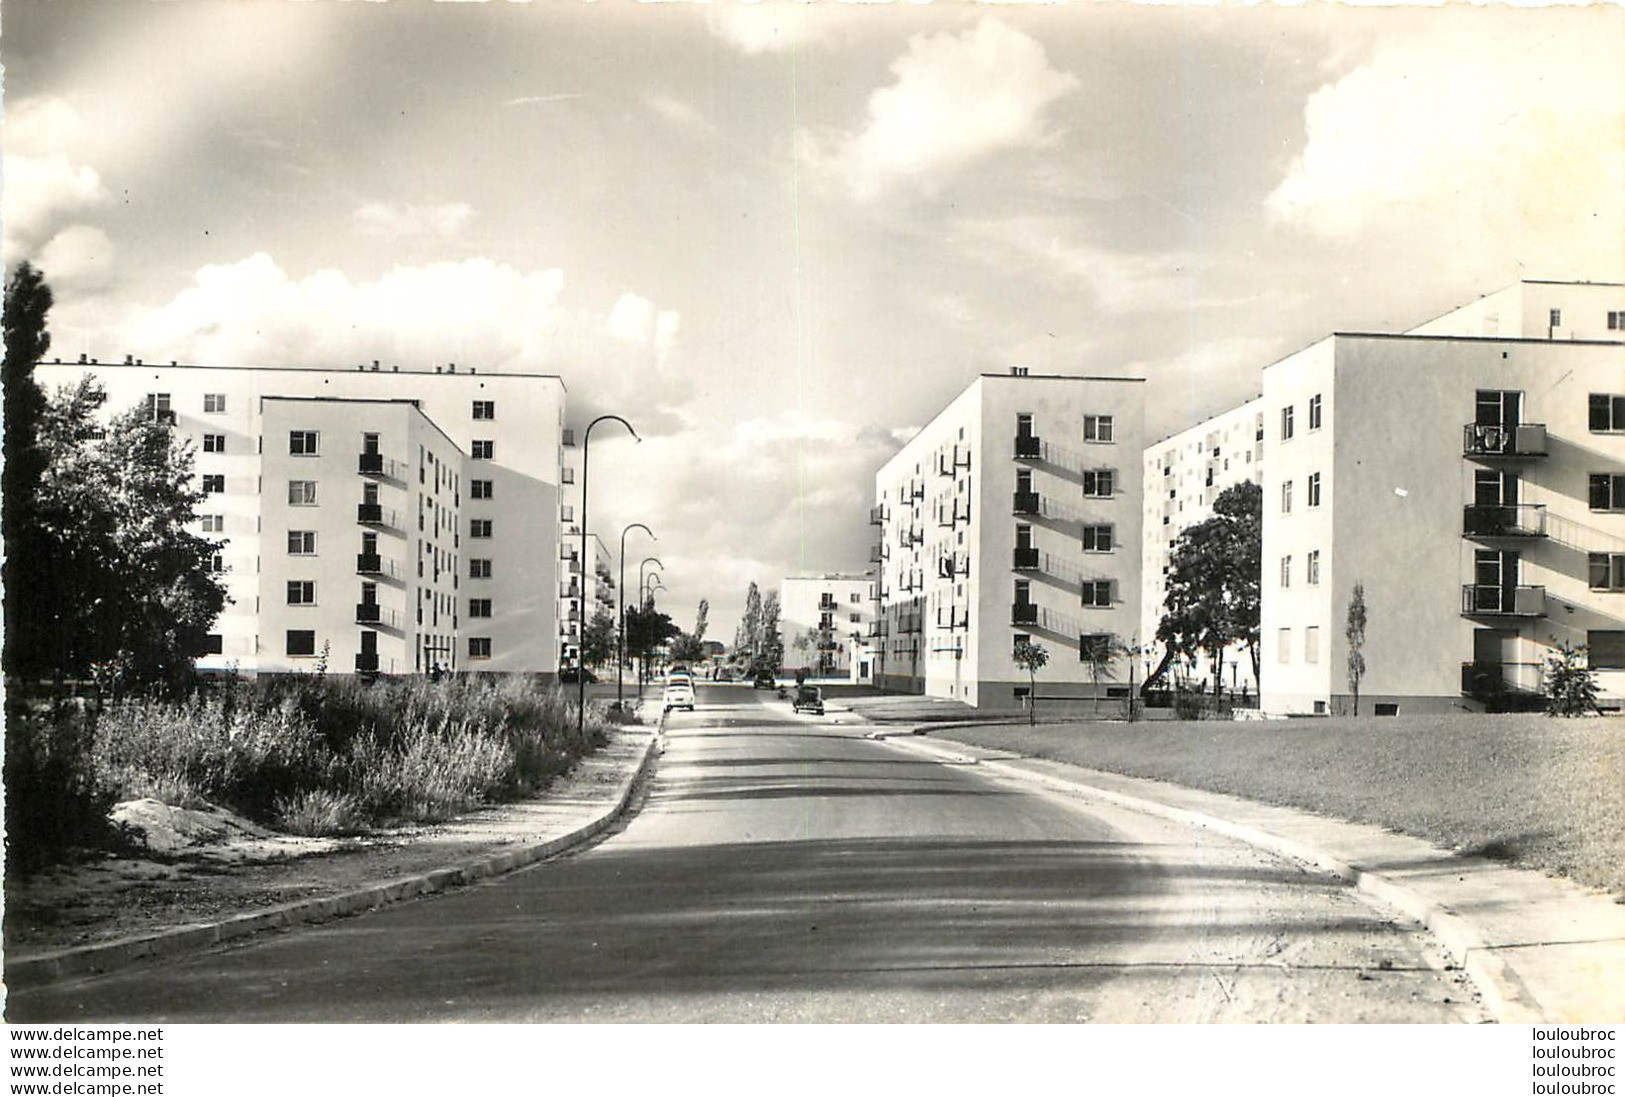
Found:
<box><xmin>274</xmin><ymin>789</ymin><xmax>364</xmax><ymax>836</ymax></box>
<box><xmin>4</xmin><ymin>698</ymin><xmax>118</xmax><ymax>874</ymax></box>
<box><xmin>1543</xmin><ymin>643</ymin><xmax>1601</xmax><ymax>717</ymax></box>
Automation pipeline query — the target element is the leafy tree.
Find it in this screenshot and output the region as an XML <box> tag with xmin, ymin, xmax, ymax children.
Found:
<box><xmin>3</xmin><ymin>262</ymin><xmax>54</xmax><ymax>677</ymax></box>
<box><xmin>1012</xmin><ymin>639</ymin><xmax>1049</xmax><ymax>725</ymax></box>
<box><xmin>692</xmin><ymin>599</ymin><xmax>709</xmax><ymax>643</ymax></box>
<box><xmin>1542</xmin><ymin>642</ymin><xmax>1600</xmax><ymax>717</ymax></box>
<box><xmin>581</xmin><ymin>607</ymin><xmax>617</xmax><ymax>670</ymax></box>
<box><xmin>1151</xmin><ymin>480</ymin><xmax>1261</xmax><ymax>696</ymax></box>
<box><xmin>624</xmin><ymin>600</ymin><xmax>679</xmax><ymax>683</ymax></box>
<box><xmin>760</xmin><ymin>592</ymin><xmax>783</xmax><ymax>674</ymax></box>
<box><xmin>736</xmin><ymin>582</ymin><xmax>762</xmax><ymax>663</ymax></box>
<box><xmin>668</xmin><ymin>631</ymin><xmax>705</xmax><ymax>664</ymax></box>
<box><xmin>1346</xmin><ymin>582</ymin><xmax>1368</xmax><ymax>716</ymax></box>
<box><xmin>1080</xmin><ymin>633</ymin><xmax>1118</xmax><ymax>716</ymax></box>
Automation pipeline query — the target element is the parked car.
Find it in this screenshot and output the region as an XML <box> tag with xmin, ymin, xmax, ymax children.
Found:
<box><xmin>663</xmin><ymin>680</ymin><xmax>696</xmax><ymax>712</ymax></box>
<box><xmin>752</xmin><ymin>671</ymin><xmax>776</xmax><ymax>690</ymax></box>
<box><xmin>559</xmin><ymin>667</ymin><xmax>597</xmax><ymax>684</ymax></box>
<box><xmin>791</xmin><ymin>685</ymin><xmax>824</xmax><ymax>715</ymax></box>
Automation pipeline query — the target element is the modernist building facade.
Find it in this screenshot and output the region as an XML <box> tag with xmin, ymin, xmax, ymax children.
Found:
<box><xmin>778</xmin><ymin>573</ymin><xmax>877</xmax><ymax>680</ymax></box>
<box><xmin>33</xmin><ymin>358</ymin><xmax>571</xmax><ymax>677</ymax></box>
<box><xmin>872</xmin><ymin>370</ymin><xmax>1145</xmax><ymax>709</ymax></box>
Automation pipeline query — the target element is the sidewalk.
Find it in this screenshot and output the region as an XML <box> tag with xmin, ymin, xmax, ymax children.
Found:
<box><xmin>872</xmin><ymin>727</ymin><xmax>1625</xmax><ymax>1023</ymax></box>
<box><xmin>5</xmin><ymin>708</ymin><xmax>664</xmax><ymax>990</ymax></box>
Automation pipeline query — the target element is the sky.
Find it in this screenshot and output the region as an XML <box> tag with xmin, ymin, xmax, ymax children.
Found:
<box><xmin>4</xmin><ymin>1</ymin><xmax>1623</xmax><ymax>640</ymax></box>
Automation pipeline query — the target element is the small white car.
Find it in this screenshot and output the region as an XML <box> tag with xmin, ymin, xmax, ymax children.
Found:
<box><xmin>663</xmin><ymin>680</ymin><xmax>696</xmax><ymax>712</ymax></box>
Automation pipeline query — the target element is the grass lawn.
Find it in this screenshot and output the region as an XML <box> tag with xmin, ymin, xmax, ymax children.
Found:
<box><xmin>933</xmin><ymin>714</ymin><xmax>1625</xmax><ymax>897</ymax></box>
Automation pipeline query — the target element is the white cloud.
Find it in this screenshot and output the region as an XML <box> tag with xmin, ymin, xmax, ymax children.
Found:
<box><xmin>353</xmin><ymin>202</ymin><xmax>475</xmax><ymax>240</ymax></box>
<box><xmin>709</xmin><ymin>3</ymin><xmax>839</xmax><ymax>56</ymax></box>
<box><xmin>805</xmin><ymin>18</ymin><xmax>1079</xmax><ymax>202</ymax></box>
<box><xmin>1266</xmin><ymin>25</ymin><xmax>1625</xmax><ymax>277</ymax></box>
<box><xmin>36</xmin><ymin>225</ymin><xmax>117</xmax><ymax>293</ymax></box>
<box><xmin>645</xmin><ymin>94</ymin><xmax>711</xmax><ymax>133</ymax></box>
<box><xmin>2</xmin><ymin>97</ymin><xmax>108</xmax><ymax>260</ymax></box>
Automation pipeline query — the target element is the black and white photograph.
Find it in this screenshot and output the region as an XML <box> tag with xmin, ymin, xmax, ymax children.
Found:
<box><xmin>1</xmin><ymin>0</ymin><xmax>1621</xmax><ymax>1088</ymax></box>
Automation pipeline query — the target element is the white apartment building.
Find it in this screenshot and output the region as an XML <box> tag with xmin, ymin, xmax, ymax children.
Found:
<box><xmin>778</xmin><ymin>573</ymin><xmax>876</xmax><ymax>680</ymax></box>
<box><xmin>559</xmin><ymin>532</ymin><xmax>616</xmax><ymax>669</ymax></box>
<box><xmin>1141</xmin><ymin>396</ymin><xmax>1265</xmax><ymax>697</ymax></box>
<box><xmin>872</xmin><ymin>369</ymin><xmax>1145</xmax><ymax>710</ymax></box>
<box><xmin>33</xmin><ymin>358</ymin><xmax>570</xmax><ymax>677</ymax></box>
<box><xmin>1247</xmin><ymin>280</ymin><xmax>1625</xmax><ymax>714</ymax></box>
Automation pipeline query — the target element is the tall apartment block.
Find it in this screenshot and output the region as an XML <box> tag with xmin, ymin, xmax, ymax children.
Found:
<box><xmin>1141</xmin><ymin>397</ymin><xmax>1265</xmax><ymax>695</ymax></box>
<box><xmin>871</xmin><ymin>370</ymin><xmax>1145</xmax><ymax>709</ymax></box>
<box><xmin>33</xmin><ymin>359</ymin><xmax>571</xmax><ymax>677</ymax></box>
<box><xmin>778</xmin><ymin>573</ymin><xmax>877</xmax><ymax>680</ymax></box>
<box><xmin>1234</xmin><ymin>280</ymin><xmax>1625</xmax><ymax>714</ymax></box>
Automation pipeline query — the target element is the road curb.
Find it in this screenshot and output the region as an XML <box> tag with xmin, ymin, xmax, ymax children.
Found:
<box><xmin>882</xmin><ymin>734</ymin><xmax>1547</xmax><ymax>1024</ymax></box>
<box><xmin>6</xmin><ymin>715</ymin><xmax>667</xmax><ymax>991</ymax></box>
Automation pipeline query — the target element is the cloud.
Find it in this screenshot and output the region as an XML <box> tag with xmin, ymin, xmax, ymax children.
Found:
<box><xmin>2</xmin><ymin>97</ymin><xmax>108</xmax><ymax>260</ymax></box>
<box><xmin>709</xmin><ymin>3</ymin><xmax>840</xmax><ymax>56</ymax></box>
<box><xmin>607</xmin><ymin>292</ymin><xmax>682</xmax><ymax>369</ymax></box>
<box><xmin>36</xmin><ymin>225</ymin><xmax>117</xmax><ymax>293</ymax></box>
<box><xmin>353</xmin><ymin>202</ymin><xmax>475</xmax><ymax>240</ymax></box>
<box><xmin>804</xmin><ymin>18</ymin><xmax>1079</xmax><ymax>202</ymax></box>
<box><xmin>1266</xmin><ymin>24</ymin><xmax>1625</xmax><ymax>277</ymax></box>
<box><xmin>502</xmin><ymin>93</ymin><xmax>585</xmax><ymax>107</ymax></box>
<box><xmin>645</xmin><ymin>94</ymin><xmax>711</xmax><ymax>133</ymax></box>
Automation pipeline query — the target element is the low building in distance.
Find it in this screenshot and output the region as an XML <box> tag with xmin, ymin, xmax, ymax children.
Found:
<box><xmin>778</xmin><ymin>573</ymin><xmax>877</xmax><ymax>681</ymax></box>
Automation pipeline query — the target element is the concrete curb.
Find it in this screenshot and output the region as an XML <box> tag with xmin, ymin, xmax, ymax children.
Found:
<box><xmin>881</xmin><ymin>732</ymin><xmax>1548</xmax><ymax>1024</ymax></box>
<box><xmin>6</xmin><ymin>714</ymin><xmax>667</xmax><ymax>991</ymax></box>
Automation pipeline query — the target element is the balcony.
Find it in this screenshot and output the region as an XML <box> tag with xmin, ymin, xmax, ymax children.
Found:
<box><xmin>1461</xmin><ymin>584</ymin><xmax>1546</xmax><ymax>617</ymax></box>
<box><xmin>1012</xmin><ymin>490</ymin><xmax>1040</xmax><ymax>516</ymax></box>
<box><xmin>1011</xmin><ymin>602</ymin><xmax>1038</xmax><ymax>625</ymax></box>
<box><xmin>1463</xmin><ymin>503</ymin><xmax>1547</xmax><ymax>540</ymax></box>
<box><xmin>354</xmin><ymin>652</ymin><xmax>379</xmax><ymax>674</ymax></box>
<box><xmin>1463</xmin><ymin>422</ymin><xmax>1548</xmax><ymax>460</ymax></box>
<box><xmin>356</xmin><ymin>553</ymin><xmax>397</xmax><ymax>578</ymax></box>
<box><xmin>868</xmin><ymin>544</ymin><xmax>888</xmax><ymax>564</ymax></box>
<box><xmin>1461</xmin><ymin>661</ymin><xmax>1545</xmax><ymax>710</ymax></box>
<box><xmin>562</xmin><ymin>429</ymin><xmax>576</xmax><ymax>447</ymax></box>
<box><xmin>868</xmin><ymin>621</ymin><xmax>888</xmax><ymax>638</ymax></box>
<box><xmin>869</xmin><ymin>504</ymin><xmax>888</xmax><ymax>525</ymax></box>
<box><xmin>1014</xmin><ymin>434</ymin><xmax>1041</xmax><ymax>460</ymax></box>
<box><xmin>1013</xmin><ymin>547</ymin><xmax>1040</xmax><ymax>570</ymax></box>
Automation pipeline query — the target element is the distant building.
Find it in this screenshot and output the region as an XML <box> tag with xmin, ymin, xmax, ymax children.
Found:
<box><xmin>34</xmin><ymin>358</ymin><xmax>571</xmax><ymax>676</ymax></box>
<box><xmin>871</xmin><ymin>369</ymin><xmax>1146</xmax><ymax>709</ymax></box>
<box><xmin>779</xmin><ymin>573</ymin><xmax>877</xmax><ymax>680</ymax></box>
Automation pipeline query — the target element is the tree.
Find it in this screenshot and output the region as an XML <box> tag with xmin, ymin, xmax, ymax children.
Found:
<box><xmin>1151</xmin><ymin>481</ymin><xmax>1261</xmax><ymax>697</ymax></box>
<box><xmin>736</xmin><ymin>582</ymin><xmax>762</xmax><ymax>663</ymax></box>
<box><xmin>692</xmin><ymin>599</ymin><xmax>709</xmax><ymax>643</ymax></box>
<box><xmin>760</xmin><ymin>592</ymin><xmax>784</xmax><ymax>674</ymax></box>
<box><xmin>581</xmin><ymin>607</ymin><xmax>617</xmax><ymax>671</ymax></box>
<box><xmin>1012</xmin><ymin>640</ymin><xmax>1049</xmax><ymax>725</ymax></box>
<box><xmin>1346</xmin><ymin>582</ymin><xmax>1368</xmax><ymax>716</ymax></box>
<box><xmin>1080</xmin><ymin>634</ymin><xmax>1117</xmax><ymax>716</ymax></box>
<box><xmin>1542</xmin><ymin>642</ymin><xmax>1600</xmax><ymax>717</ymax></box>
<box><xmin>668</xmin><ymin>631</ymin><xmax>705</xmax><ymax>664</ymax></box>
<box><xmin>624</xmin><ymin>600</ymin><xmax>679</xmax><ymax>683</ymax></box>
<box><xmin>3</xmin><ymin>262</ymin><xmax>54</xmax><ymax>678</ymax></box>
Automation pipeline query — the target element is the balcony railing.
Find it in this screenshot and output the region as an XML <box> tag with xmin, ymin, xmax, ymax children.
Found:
<box><xmin>868</xmin><ymin>621</ymin><xmax>888</xmax><ymax>638</ymax></box>
<box><xmin>1463</xmin><ymin>423</ymin><xmax>1548</xmax><ymax>460</ymax></box>
<box><xmin>1011</xmin><ymin>602</ymin><xmax>1038</xmax><ymax>625</ymax></box>
<box><xmin>562</xmin><ymin>429</ymin><xmax>576</xmax><ymax>447</ymax></box>
<box><xmin>1013</xmin><ymin>547</ymin><xmax>1040</xmax><ymax>570</ymax></box>
<box><xmin>869</xmin><ymin>544</ymin><xmax>887</xmax><ymax>564</ymax></box>
<box><xmin>1463</xmin><ymin>503</ymin><xmax>1547</xmax><ymax>539</ymax></box>
<box><xmin>869</xmin><ymin>504</ymin><xmax>888</xmax><ymax>525</ymax></box>
<box><xmin>356</xmin><ymin>502</ymin><xmax>402</xmax><ymax>528</ymax></box>
<box><xmin>356</xmin><ymin>553</ymin><xmax>398</xmax><ymax>578</ymax></box>
<box><xmin>1461</xmin><ymin>584</ymin><xmax>1546</xmax><ymax>617</ymax></box>
<box><xmin>1012</xmin><ymin>490</ymin><xmax>1040</xmax><ymax>515</ymax></box>
<box><xmin>355</xmin><ymin>652</ymin><xmax>380</xmax><ymax>674</ymax></box>
<box><xmin>355</xmin><ymin>603</ymin><xmax>401</xmax><ymax>629</ymax></box>
<box><xmin>1014</xmin><ymin>434</ymin><xmax>1041</xmax><ymax>460</ymax></box>
<box><xmin>1460</xmin><ymin>660</ymin><xmax>1544</xmax><ymax>699</ymax></box>
<box><xmin>561</xmin><ymin>582</ymin><xmax>581</xmax><ymax>599</ymax></box>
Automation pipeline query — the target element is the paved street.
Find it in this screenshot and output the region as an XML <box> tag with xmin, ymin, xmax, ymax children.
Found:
<box><xmin>8</xmin><ymin>685</ymin><xmax>1483</xmax><ymax>1022</ymax></box>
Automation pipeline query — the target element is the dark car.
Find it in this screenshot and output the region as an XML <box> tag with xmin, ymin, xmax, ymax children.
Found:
<box><xmin>791</xmin><ymin>685</ymin><xmax>824</xmax><ymax>715</ymax></box>
<box><xmin>559</xmin><ymin>667</ymin><xmax>598</xmax><ymax>684</ymax></box>
<box><xmin>752</xmin><ymin>671</ymin><xmax>776</xmax><ymax>690</ymax></box>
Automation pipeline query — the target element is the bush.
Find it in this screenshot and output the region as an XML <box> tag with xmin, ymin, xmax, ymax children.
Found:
<box><xmin>1543</xmin><ymin>643</ymin><xmax>1601</xmax><ymax>717</ymax></box>
<box><xmin>4</xmin><ymin>698</ymin><xmax>118</xmax><ymax>874</ymax></box>
<box><xmin>274</xmin><ymin>788</ymin><xmax>364</xmax><ymax>836</ymax></box>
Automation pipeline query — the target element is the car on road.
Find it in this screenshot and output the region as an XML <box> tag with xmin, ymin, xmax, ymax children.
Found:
<box><xmin>663</xmin><ymin>680</ymin><xmax>696</xmax><ymax>712</ymax></box>
<box><xmin>559</xmin><ymin>667</ymin><xmax>597</xmax><ymax>684</ymax></box>
<box><xmin>791</xmin><ymin>685</ymin><xmax>824</xmax><ymax>715</ymax></box>
<box><xmin>752</xmin><ymin>671</ymin><xmax>776</xmax><ymax>690</ymax></box>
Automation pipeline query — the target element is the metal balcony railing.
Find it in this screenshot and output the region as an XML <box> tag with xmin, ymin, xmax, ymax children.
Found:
<box><xmin>1012</xmin><ymin>490</ymin><xmax>1040</xmax><ymax>515</ymax></box>
<box><xmin>1463</xmin><ymin>423</ymin><xmax>1548</xmax><ymax>460</ymax></box>
<box><xmin>1461</xmin><ymin>584</ymin><xmax>1546</xmax><ymax>617</ymax></box>
<box><xmin>869</xmin><ymin>504</ymin><xmax>888</xmax><ymax>525</ymax></box>
<box><xmin>869</xmin><ymin>544</ymin><xmax>887</xmax><ymax>564</ymax></box>
<box><xmin>355</xmin><ymin>652</ymin><xmax>380</xmax><ymax>674</ymax></box>
<box><xmin>1011</xmin><ymin>602</ymin><xmax>1038</xmax><ymax>625</ymax></box>
<box><xmin>1013</xmin><ymin>547</ymin><xmax>1040</xmax><ymax>570</ymax></box>
<box><xmin>1463</xmin><ymin>503</ymin><xmax>1547</xmax><ymax>539</ymax></box>
<box><xmin>1461</xmin><ymin>660</ymin><xmax>1544</xmax><ymax>699</ymax></box>
<box><xmin>356</xmin><ymin>553</ymin><xmax>398</xmax><ymax>578</ymax></box>
<box><xmin>1014</xmin><ymin>434</ymin><xmax>1041</xmax><ymax>460</ymax></box>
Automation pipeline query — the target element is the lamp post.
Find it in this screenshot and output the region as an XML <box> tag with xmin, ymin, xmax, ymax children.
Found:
<box><xmin>617</xmin><ymin>523</ymin><xmax>655</xmax><ymax>713</ymax></box>
<box><xmin>634</xmin><ymin>563</ymin><xmax>664</xmax><ymax>691</ymax></box>
<box><xmin>577</xmin><ymin>414</ymin><xmax>640</xmax><ymax>742</ymax></box>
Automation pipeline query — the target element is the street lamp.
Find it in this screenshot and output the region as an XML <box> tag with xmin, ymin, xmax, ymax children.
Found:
<box><xmin>634</xmin><ymin>563</ymin><xmax>665</xmax><ymax>691</ymax></box>
<box><xmin>617</xmin><ymin>523</ymin><xmax>655</xmax><ymax>713</ymax></box>
<box><xmin>577</xmin><ymin>414</ymin><xmax>640</xmax><ymax>741</ymax></box>
<box><xmin>639</xmin><ymin>556</ymin><xmax>664</xmax><ymax>604</ymax></box>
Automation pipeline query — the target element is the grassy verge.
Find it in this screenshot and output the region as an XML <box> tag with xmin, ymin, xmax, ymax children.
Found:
<box><xmin>932</xmin><ymin>714</ymin><xmax>1625</xmax><ymax>897</ymax></box>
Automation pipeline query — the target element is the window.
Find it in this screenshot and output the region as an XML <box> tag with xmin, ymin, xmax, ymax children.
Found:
<box><xmin>1308</xmin><ymin>394</ymin><xmax>1323</xmax><ymax>431</ymax></box>
<box><xmin>287</xmin><ymin>531</ymin><xmax>316</xmax><ymax>555</ymax></box>
<box><xmin>1280</xmin><ymin>555</ymin><xmax>1292</xmax><ymax>588</ymax></box>
<box><xmin>468</xmin><ymin>598</ymin><xmax>493</xmax><ymax>618</ymax></box>
<box><xmin>286</xmin><ymin>630</ymin><xmax>317</xmax><ymax>657</ymax></box>
<box><xmin>1281</xmin><ymin>405</ymin><xmax>1295</xmax><ymax>441</ymax></box>
<box><xmin>202</xmin><ymin>474</ymin><xmax>225</xmax><ymax>494</ymax></box>
<box><xmin>1305</xmin><ymin>626</ymin><xmax>1320</xmax><ymax>664</ymax></box>
<box><xmin>1307</xmin><ymin>549</ymin><xmax>1321</xmax><ymax>586</ymax></box>
<box><xmin>1307</xmin><ymin>472</ymin><xmax>1322</xmax><ymax>508</ymax></box>
<box><xmin>1277</xmin><ymin>627</ymin><xmax>1291</xmax><ymax>664</ymax></box>
<box><xmin>1078</xmin><ymin>633</ymin><xmax>1113</xmax><ymax>660</ymax></box>
<box><xmin>288</xmin><ymin>480</ymin><xmax>318</xmax><ymax>506</ymax></box>
<box><xmin>468</xmin><ymin>637</ymin><xmax>493</xmax><ymax>659</ymax></box>
<box><xmin>1083</xmin><ymin>415</ymin><xmax>1114</xmax><ymax>443</ymax></box>
<box><xmin>470</xmin><ymin>558</ymin><xmax>492</xmax><ymax>579</ymax></box>
<box><xmin>1081</xmin><ymin>524</ymin><xmax>1114</xmax><ymax>552</ymax></box>
<box><xmin>203</xmin><ymin>634</ymin><xmax>223</xmax><ymax>655</ymax></box>
<box><xmin>560</xmin><ymin>505</ymin><xmax>575</xmax><ymax>523</ymax></box>
<box><xmin>471</xmin><ymin>440</ymin><xmax>494</xmax><ymax>460</ymax></box>
<box><xmin>472</xmin><ymin>400</ymin><xmax>495</xmax><ymax>420</ymax></box>
<box><xmin>286</xmin><ymin>581</ymin><xmax>316</xmax><ymax>606</ymax></box>
<box><xmin>1081</xmin><ymin>580</ymin><xmax>1113</xmax><ymax>607</ymax></box>
<box><xmin>471</xmin><ymin>479</ymin><xmax>493</xmax><ymax>500</ymax></box>
<box><xmin>208</xmin><ymin>553</ymin><xmax>226</xmax><ymax>574</ymax></box>
<box><xmin>1589</xmin><ymin>553</ymin><xmax>1625</xmax><ymax>591</ymax></box>
<box><xmin>849</xmin><ymin>613</ymin><xmax>861</xmax><ymax>623</ymax></box>
<box><xmin>202</xmin><ymin>433</ymin><xmax>225</xmax><ymax>453</ymax></box>
<box><xmin>201</xmin><ymin>514</ymin><xmax>224</xmax><ymax>533</ymax></box>
<box><xmin>1589</xmin><ymin>474</ymin><xmax>1625</xmax><ymax>511</ymax></box>
<box><xmin>203</xmin><ymin>393</ymin><xmax>226</xmax><ymax>414</ymax></box>
<box><xmin>1549</xmin><ymin>308</ymin><xmax>1563</xmax><ymax>329</ymax></box>
<box><xmin>1012</xmin><ymin>632</ymin><xmax>1031</xmax><ymax>657</ymax></box>
<box><xmin>1082</xmin><ymin>469</ymin><xmax>1115</xmax><ymax>498</ymax></box>
<box><xmin>1281</xmin><ymin>480</ymin><xmax>1293</xmax><ymax>514</ymax></box>
<box><xmin>145</xmin><ymin>393</ymin><xmax>172</xmax><ymax>422</ymax></box>
<box><xmin>1586</xmin><ymin>630</ymin><xmax>1625</xmax><ymax>670</ymax></box>
<box><xmin>289</xmin><ymin>430</ymin><xmax>319</xmax><ymax>456</ymax></box>
<box><xmin>1589</xmin><ymin>394</ymin><xmax>1625</xmax><ymax>432</ymax></box>
<box><xmin>470</xmin><ymin>519</ymin><xmax>493</xmax><ymax>538</ymax></box>
<box><xmin>1608</xmin><ymin>311</ymin><xmax>1625</xmax><ymax>331</ymax></box>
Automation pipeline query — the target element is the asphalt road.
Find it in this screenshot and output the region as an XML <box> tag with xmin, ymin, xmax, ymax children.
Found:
<box><xmin>8</xmin><ymin>685</ymin><xmax>1484</xmax><ymax>1022</ymax></box>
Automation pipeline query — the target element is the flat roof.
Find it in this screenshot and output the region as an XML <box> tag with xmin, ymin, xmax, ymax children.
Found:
<box><xmin>258</xmin><ymin>394</ymin><xmax>464</xmax><ymax>452</ymax></box>
<box><xmin>39</xmin><ymin>357</ymin><xmax>567</xmax><ymax>388</ymax></box>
